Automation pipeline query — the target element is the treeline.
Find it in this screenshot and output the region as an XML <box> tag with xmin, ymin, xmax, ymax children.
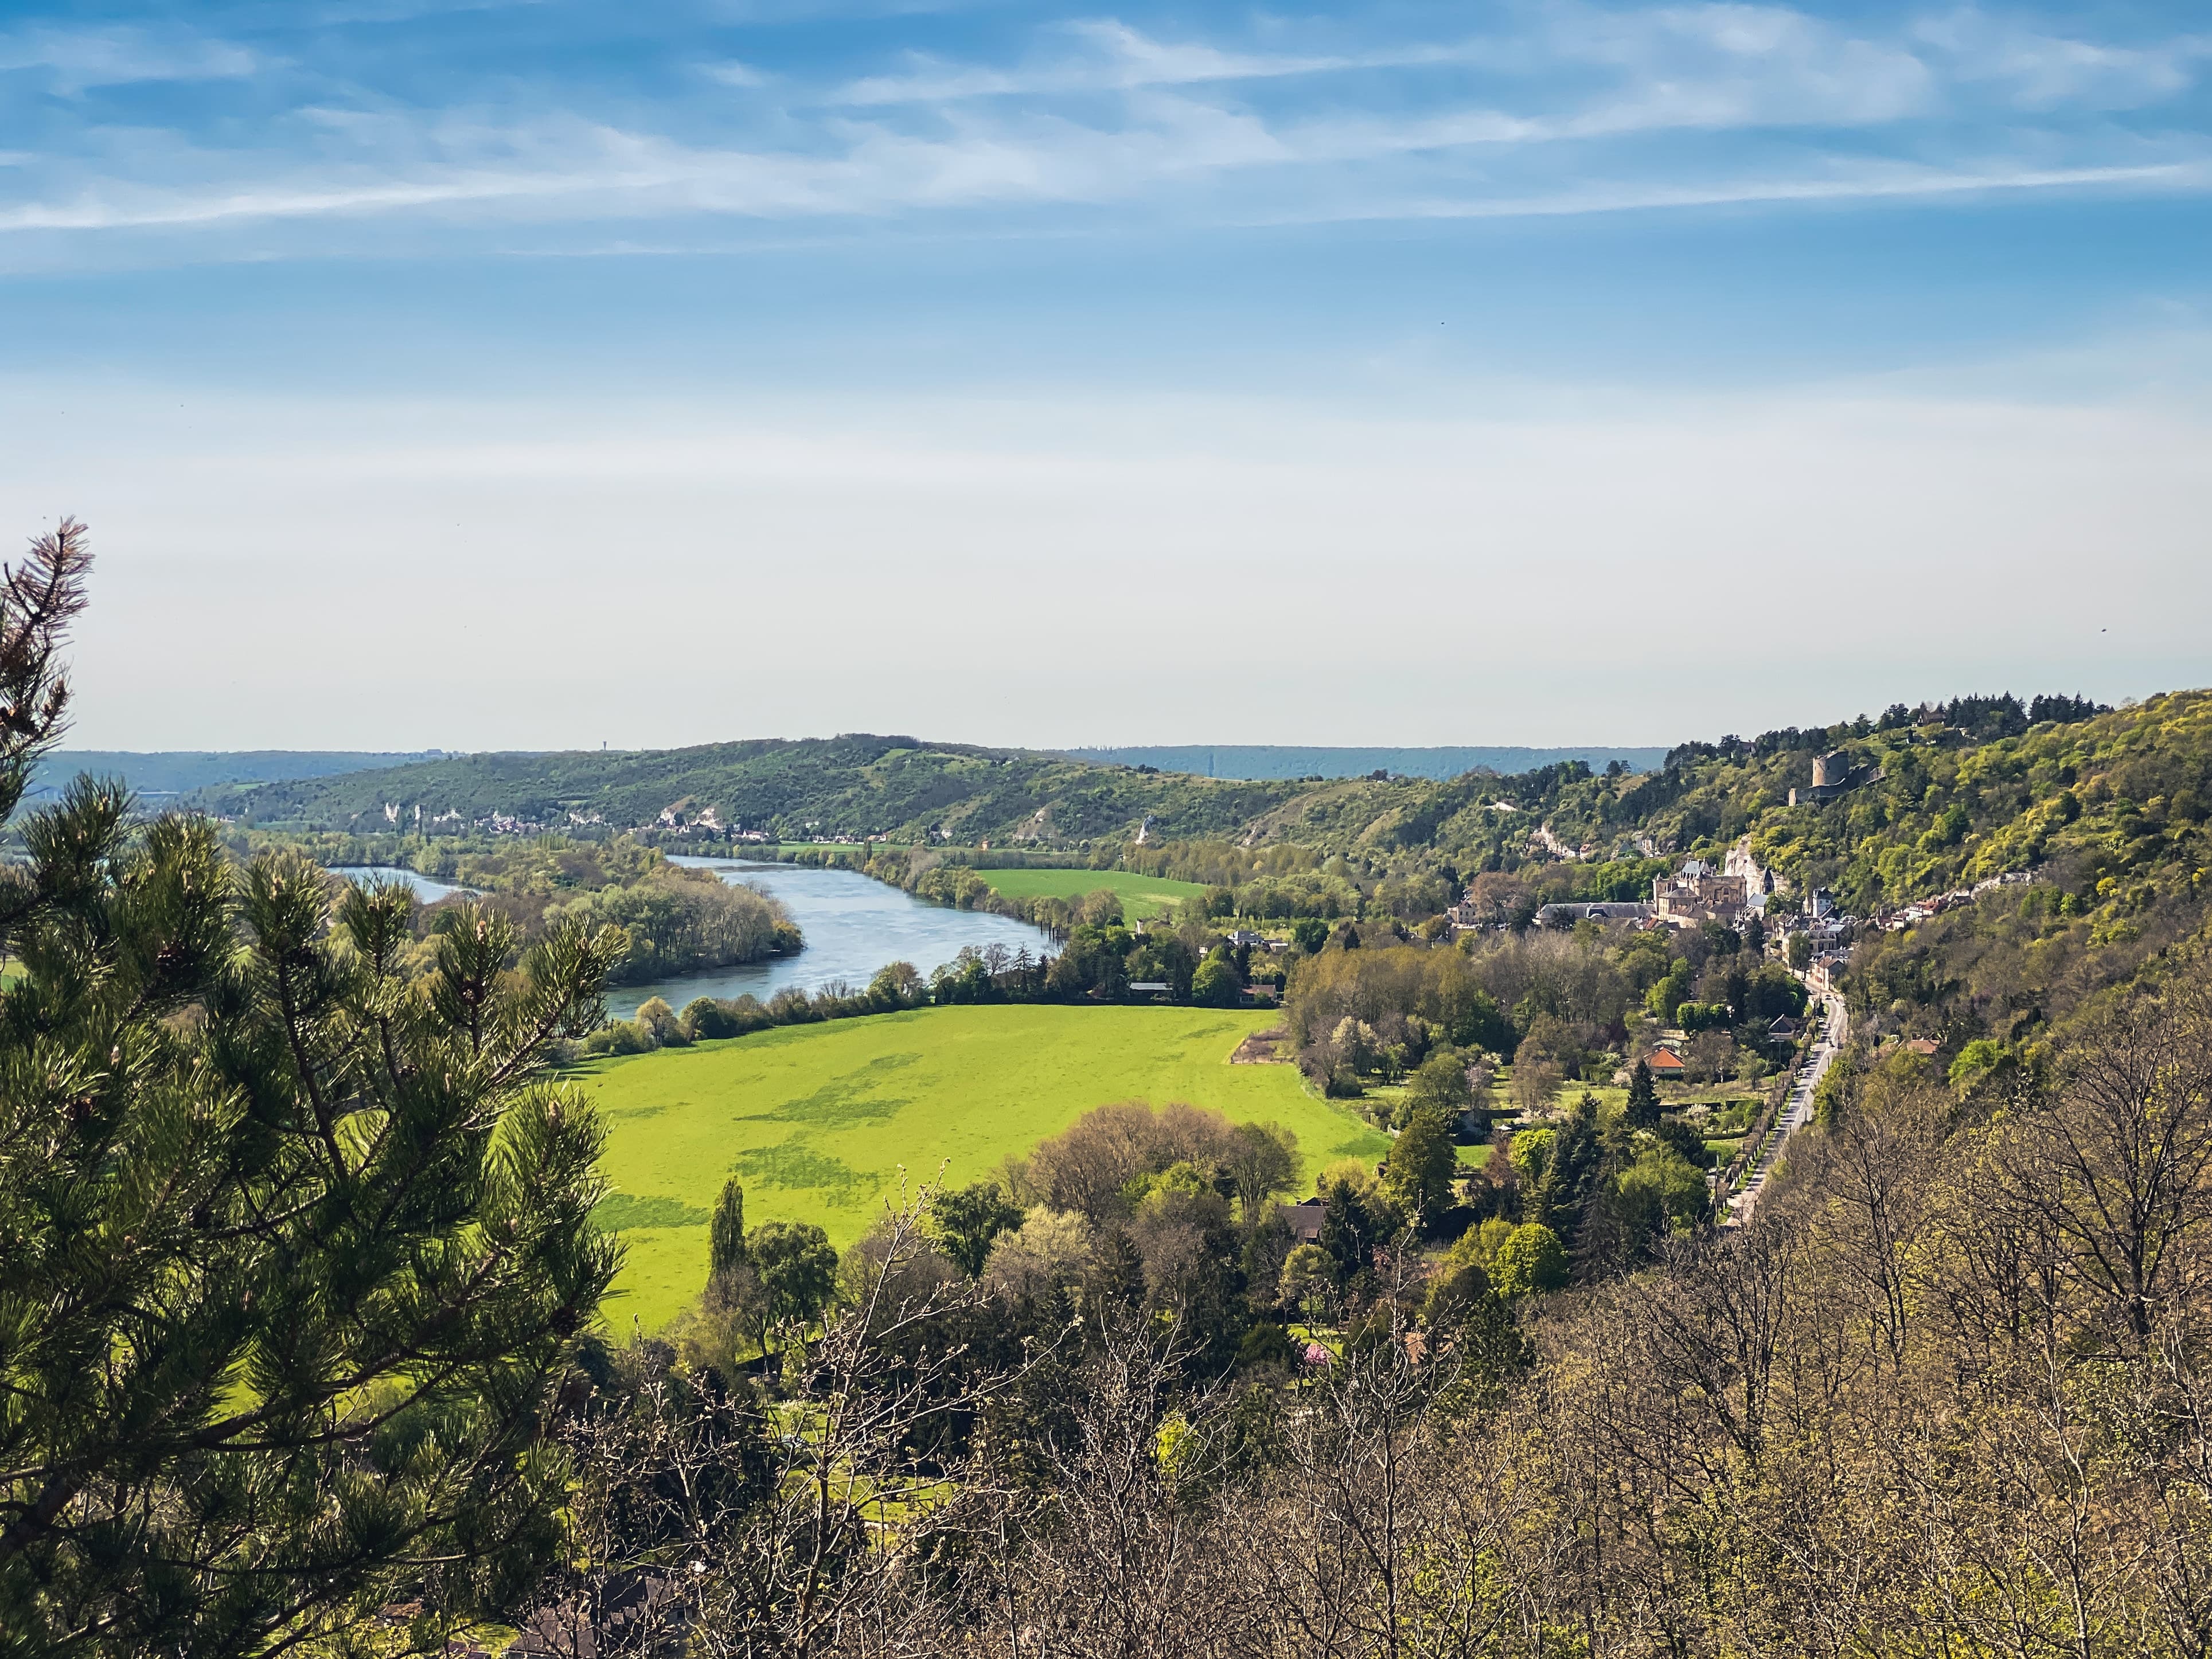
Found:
<box><xmin>578</xmin><ymin>920</ymin><xmax>1271</xmax><ymax>1058</ymax></box>
<box><xmin>547</xmin><ymin>876</ymin><xmax>793</xmax><ymax>986</ymax></box>
<box><xmin>272</xmin><ymin>830</ymin><xmax>803</xmax><ymax>987</ymax></box>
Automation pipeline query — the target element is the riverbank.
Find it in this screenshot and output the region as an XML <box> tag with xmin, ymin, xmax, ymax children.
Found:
<box><xmin>604</xmin><ymin>858</ymin><xmax>1056</xmax><ymax>1020</ymax></box>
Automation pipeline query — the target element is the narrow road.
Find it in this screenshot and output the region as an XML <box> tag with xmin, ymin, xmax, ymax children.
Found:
<box><xmin>1722</xmin><ymin>987</ymin><xmax>1846</xmax><ymax>1228</ymax></box>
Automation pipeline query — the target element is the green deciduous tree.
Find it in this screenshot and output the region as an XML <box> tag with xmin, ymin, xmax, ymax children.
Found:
<box><xmin>1382</xmin><ymin>1108</ymin><xmax>1460</xmax><ymax>1231</ymax></box>
<box><xmin>929</xmin><ymin>1179</ymin><xmax>1023</xmax><ymax>1278</ymax></box>
<box><xmin>1223</xmin><ymin>1119</ymin><xmax>1300</xmax><ymax>1219</ymax></box>
<box><xmin>749</xmin><ymin>1221</ymin><xmax>840</xmax><ymax>1348</ymax></box>
<box><xmin>1191</xmin><ymin>950</ymin><xmax>1240</xmax><ymax>1007</ymax></box>
<box><xmin>1400</xmin><ymin>1049</ymin><xmax>1476</xmax><ymax>1130</ymax></box>
<box><xmin>1489</xmin><ymin>1221</ymin><xmax>1569</xmax><ymax>1298</ymax></box>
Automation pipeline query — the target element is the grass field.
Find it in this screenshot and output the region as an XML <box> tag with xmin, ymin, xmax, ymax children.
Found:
<box><xmin>967</xmin><ymin>866</ymin><xmax>1208</xmax><ymax>920</ymax></box>
<box><xmin>580</xmin><ymin>1005</ymin><xmax>1386</xmax><ymax>1331</ymax></box>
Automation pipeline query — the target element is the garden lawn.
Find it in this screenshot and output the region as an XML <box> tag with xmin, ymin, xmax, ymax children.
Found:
<box><xmin>580</xmin><ymin>1004</ymin><xmax>1385</xmax><ymax>1331</ymax></box>
<box><xmin>969</xmin><ymin>867</ymin><xmax>1207</xmax><ymax>920</ymax></box>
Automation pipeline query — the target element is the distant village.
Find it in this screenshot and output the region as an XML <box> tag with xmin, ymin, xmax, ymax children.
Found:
<box><xmin>1446</xmin><ymin>788</ymin><xmax>2041</xmax><ymax>992</ymax></box>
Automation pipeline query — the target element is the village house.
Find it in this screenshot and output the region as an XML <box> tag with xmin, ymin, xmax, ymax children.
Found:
<box><xmin>1446</xmin><ymin>890</ymin><xmax>1488</xmax><ymax>931</ymax></box>
<box><xmin>1279</xmin><ymin>1196</ymin><xmax>1328</xmax><ymax>1246</ymax></box>
<box><xmin>1644</xmin><ymin>1048</ymin><xmax>1688</xmax><ymax>1076</ymax></box>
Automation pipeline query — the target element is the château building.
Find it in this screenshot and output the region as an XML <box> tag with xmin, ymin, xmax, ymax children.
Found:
<box><xmin>1651</xmin><ymin>858</ymin><xmax>1749</xmax><ymax>927</ymax></box>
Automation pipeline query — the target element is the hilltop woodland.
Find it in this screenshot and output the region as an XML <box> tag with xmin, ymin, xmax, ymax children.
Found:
<box><xmin>17</xmin><ymin>520</ymin><xmax>2212</xmax><ymax>1653</ymax></box>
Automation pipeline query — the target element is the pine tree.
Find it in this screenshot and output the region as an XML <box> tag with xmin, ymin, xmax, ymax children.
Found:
<box><xmin>1625</xmin><ymin>1058</ymin><xmax>1661</xmax><ymax>1130</ymax></box>
<box><xmin>0</xmin><ymin>521</ymin><xmax>627</xmax><ymax>1654</ymax></box>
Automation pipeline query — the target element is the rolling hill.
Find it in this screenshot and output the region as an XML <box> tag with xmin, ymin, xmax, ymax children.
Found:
<box><xmin>205</xmin><ymin>736</ymin><xmax>1306</xmax><ymax>844</ymax></box>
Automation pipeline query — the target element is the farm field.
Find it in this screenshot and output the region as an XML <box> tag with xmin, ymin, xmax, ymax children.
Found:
<box><xmin>968</xmin><ymin>866</ymin><xmax>1207</xmax><ymax>920</ymax></box>
<box><xmin>580</xmin><ymin>1004</ymin><xmax>1386</xmax><ymax>1330</ymax></box>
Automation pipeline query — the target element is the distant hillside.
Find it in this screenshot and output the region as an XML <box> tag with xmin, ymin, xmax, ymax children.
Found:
<box><xmin>32</xmin><ymin>750</ymin><xmax>451</xmax><ymax>802</ymax></box>
<box><xmin>1063</xmin><ymin>744</ymin><xmax>1665</xmax><ymax>780</ymax></box>
<box><xmin>208</xmin><ymin>736</ymin><xmax>1304</xmax><ymax>844</ymax></box>
<box><xmin>1272</xmin><ymin>692</ymin><xmax>2199</xmax><ymax>920</ymax></box>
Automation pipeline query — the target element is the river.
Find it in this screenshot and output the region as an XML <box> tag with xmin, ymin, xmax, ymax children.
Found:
<box><xmin>329</xmin><ymin>858</ymin><xmax>1056</xmax><ymax>1020</ymax></box>
<box><xmin>602</xmin><ymin>858</ymin><xmax>1058</xmax><ymax>1020</ymax></box>
<box><xmin>329</xmin><ymin>865</ymin><xmax>478</xmax><ymax>904</ymax></box>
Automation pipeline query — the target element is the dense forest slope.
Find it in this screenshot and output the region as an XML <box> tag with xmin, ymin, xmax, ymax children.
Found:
<box><xmin>1248</xmin><ymin>692</ymin><xmax>2206</xmax><ymax>908</ymax></box>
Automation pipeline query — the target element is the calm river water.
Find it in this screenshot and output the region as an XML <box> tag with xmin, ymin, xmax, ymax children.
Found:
<box><xmin>329</xmin><ymin>866</ymin><xmax>477</xmax><ymax>904</ymax></box>
<box><xmin>330</xmin><ymin>858</ymin><xmax>1055</xmax><ymax>1021</ymax></box>
<box><xmin>603</xmin><ymin>858</ymin><xmax>1057</xmax><ymax>1020</ymax></box>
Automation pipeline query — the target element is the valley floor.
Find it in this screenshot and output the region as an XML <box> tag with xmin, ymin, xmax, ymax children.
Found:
<box><xmin>580</xmin><ymin>1004</ymin><xmax>1388</xmax><ymax>1329</ymax></box>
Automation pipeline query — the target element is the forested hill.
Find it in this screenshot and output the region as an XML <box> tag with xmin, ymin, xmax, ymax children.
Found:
<box><xmin>34</xmin><ymin>749</ymin><xmax>444</xmax><ymax>802</ymax></box>
<box><xmin>198</xmin><ymin>694</ymin><xmax>2212</xmax><ymax>930</ymax></box>
<box><xmin>206</xmin><ymin>736</ymin><xmax>1309</xmax><ymax>843</ymax></box>
<box><xmin>1294</xmin><ymin>690</ymin><xmax>2209</xmax><ymax>916</ymax></box>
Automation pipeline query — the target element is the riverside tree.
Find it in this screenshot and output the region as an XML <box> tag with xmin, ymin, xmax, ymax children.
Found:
<box><xmin>0</xmin><ymin>521</ymin><xmax>628</xmax><ymax>1656</ymax></box>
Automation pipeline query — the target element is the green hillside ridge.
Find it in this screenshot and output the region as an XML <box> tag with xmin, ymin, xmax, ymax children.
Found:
<box><xmin>1197</xmin><ymin>693</ymin><xmax>2210</xmax><ymax>926</ymax></box>
<box><xmin>1474</xmin><ymin>691</ymin><xmax>2212</xmax><ymax>917</ymax></box>
<box><xmin>209</xmin><ymin>735</ymin><xmax>1305</xmax><ymax>844</ymax></box>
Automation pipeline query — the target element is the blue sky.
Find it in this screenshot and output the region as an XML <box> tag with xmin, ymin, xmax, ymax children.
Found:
<box><xmin>1</xmin><ymin>1</ymin><xmax>2209</xmax><ymax>750</ymax></box>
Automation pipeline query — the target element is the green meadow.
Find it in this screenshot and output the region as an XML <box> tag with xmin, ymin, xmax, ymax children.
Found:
<box><xmin>580</xmin><ymin>1004</ymin><xmax>1385</xmax><ymax>1330</ymax></box>
<box><xmin>967</xmin><ymin>866</ymin><xmax>1208</xmax><ymax>919</ymax></box>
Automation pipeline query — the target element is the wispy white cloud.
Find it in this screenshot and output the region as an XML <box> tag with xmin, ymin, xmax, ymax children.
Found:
<box><xmin>701</xmin><ymin>60</ymin><xmax>771</xmax><ymax>89</ymax></box>
<box><xmin>1269</xmin><ymin>160</ymin><xmax>2209</xmax><ymax>228</ymax></box>
<box><xmin>0</xmin><ymin>2</ymin><xmax>2206</xmax><ymax>250</ymax></box>
<box><xmin>831</xmin><ymin>21</ymin><xmax>1416</xmax><ymax>106</ymax></box>
<box><xmin>1914</xmin><ymin>9</ymin><xmax>2212</xmax><ymax>111</ymax></box>
<box><xmin>0</xmin><ymin>24</ymin><xmax>260</xmax><ymax>92</ymax></box>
